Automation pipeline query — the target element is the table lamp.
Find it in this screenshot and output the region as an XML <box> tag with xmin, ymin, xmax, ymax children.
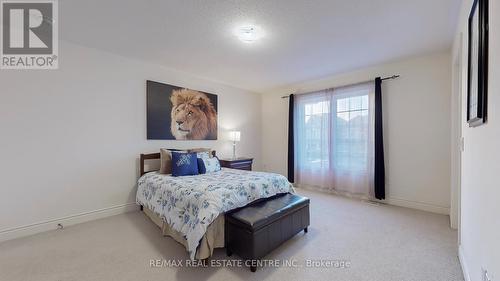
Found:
<box><xmin>229</xmin><ymin>131</ymin><xmax>241</xmax><ymax>159</ymax></box>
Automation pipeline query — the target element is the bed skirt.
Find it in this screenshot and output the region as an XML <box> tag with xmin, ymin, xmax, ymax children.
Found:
<box><xmin>143</xmin><ymin>207</ymin><xmax>225</xmax><ymax>259</ymax></box>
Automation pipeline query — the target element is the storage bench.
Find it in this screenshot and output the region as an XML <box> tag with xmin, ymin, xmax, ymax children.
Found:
<box><xmin>225</xmin><ymin>193</ymin><xmax>310</xmax><ymax>272</ymax></box>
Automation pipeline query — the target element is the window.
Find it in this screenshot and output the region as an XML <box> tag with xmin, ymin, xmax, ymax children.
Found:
<box><xmin>294</xmin><ymin>83</ymin><xmax>374</xmax><ymax>196</ymax></box>
<box><xmin>303</xmin><ymin>100</ymin><xmax>329</xmax><ymax>168</ymax></box>
<box><xmin>334</xmin><ymin>92</ymin><xmax>369</xmax><ymax>172</ymax></box>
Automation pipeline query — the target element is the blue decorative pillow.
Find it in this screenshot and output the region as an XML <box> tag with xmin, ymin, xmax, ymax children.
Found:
<box><xmin>197</xmin><ymin>157</ymin><xmax>221</xmax><ymax>174</ymax></box>
<box><xmin>171</xmin><ymin>152</ymin><xmax>199</xmax><ymax>177</ymax></box>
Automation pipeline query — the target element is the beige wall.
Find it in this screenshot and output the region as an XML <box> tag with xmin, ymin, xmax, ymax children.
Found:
<box><xmin>0</xmin><ymin>41</ymin><xmax>262</xmax><ymax>240</ymax></box>
<box><xmin>454</xmin><ymin>0</ymin><xmax>500</xmax><ymax>280</ymax></box>
<box><xmin>261</xmin><ymin>52</ymin><xmax>452</xmax><ymax>214</ymax></box>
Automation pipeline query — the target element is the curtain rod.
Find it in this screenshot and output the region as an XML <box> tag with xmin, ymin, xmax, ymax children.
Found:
<box><xmin>281</xmin><ymin>75</ymin><xmax>400</xmax><ymax>98</ymax></box>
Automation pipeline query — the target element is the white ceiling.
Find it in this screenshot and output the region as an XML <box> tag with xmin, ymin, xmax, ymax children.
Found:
<box><xmin>60</xmin><ymin>0</ymin><xmax>461</xmax><ymax>93</ymax></box>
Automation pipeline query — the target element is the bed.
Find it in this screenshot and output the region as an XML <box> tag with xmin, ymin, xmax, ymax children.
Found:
<box><xmin>136</xmin><ymin>152</ymin><xmax>294</xmax><ymax>260</ymax></box>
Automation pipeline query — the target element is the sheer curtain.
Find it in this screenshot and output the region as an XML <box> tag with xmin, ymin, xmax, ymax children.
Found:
<box><xmin>294</xmin><ymin>82</ymin><xmax>375</xmax><ymax>198</ymax></box>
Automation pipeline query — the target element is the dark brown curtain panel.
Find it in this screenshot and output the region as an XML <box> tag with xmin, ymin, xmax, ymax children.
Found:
<box><xmin>287</xmin><ymin>94</ymin><xmax>295</xmax><ymax>183</ymax></box>
<box><xmin>374</xmin><ymin>78</ymin><xmax>385</xmax><ymax>200</ymax></box>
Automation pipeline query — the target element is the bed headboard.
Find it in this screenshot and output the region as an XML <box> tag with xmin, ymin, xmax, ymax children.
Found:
<box><xmin>140</xmin><ymin>150</ymin><xmax>216</xmax><ymax>176</ymax></box>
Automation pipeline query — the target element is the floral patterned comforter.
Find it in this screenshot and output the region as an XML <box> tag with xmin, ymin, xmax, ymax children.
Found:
<box><xmin>136</xmin><ymin>168</ymin><xmax>294</xmax><ymax>259</ymax></box>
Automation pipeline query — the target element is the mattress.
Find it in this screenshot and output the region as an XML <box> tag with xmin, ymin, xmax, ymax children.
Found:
<box><xmin>136</xmin><ymin>168</ymin><xmax>294</xmax><ymax>259</ymax></box>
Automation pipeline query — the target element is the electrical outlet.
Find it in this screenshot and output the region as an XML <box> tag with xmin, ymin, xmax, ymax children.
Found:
<box><xmin>482</xmin><ymin>267</ymin><xmax>492</xmax><ymax>281</ymax></box>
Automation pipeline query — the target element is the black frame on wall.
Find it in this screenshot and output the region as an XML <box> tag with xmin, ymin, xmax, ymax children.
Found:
<box><xmin>467</xmin><ymin>0</ymin><xmax>488</xmax><ymax>127</ymax></box>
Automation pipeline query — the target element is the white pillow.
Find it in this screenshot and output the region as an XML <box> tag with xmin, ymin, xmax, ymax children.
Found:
<box><xmin>199</xmin><ymin>157</ymin><xmax>221</xmax><ymax>174</ymax></box>
<box><xmin>196</xmin><ymin>151</ymin><xmax>211</xmax><ymax>160</ymax></box>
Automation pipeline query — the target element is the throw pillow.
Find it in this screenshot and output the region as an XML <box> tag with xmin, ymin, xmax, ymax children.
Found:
<box><xmin>159</xmin><ymin>148</ymin><xmax>187</xmax><ymax>174</ymax></box>
<box><xmin>171</xmin><ymin>152</ymin><xmax>199</xmax><ymax>177</ymax></box>
<box><xmin>197</xmin><ymin>157</ymin><xmax>221</xmax><ymax>174</ymax></box>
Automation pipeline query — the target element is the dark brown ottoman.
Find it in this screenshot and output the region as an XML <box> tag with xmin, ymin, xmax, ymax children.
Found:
<box><xmin>225</xmin><ymin>193</ymin><xmax>310</xmax><ymax>272</ymax></box>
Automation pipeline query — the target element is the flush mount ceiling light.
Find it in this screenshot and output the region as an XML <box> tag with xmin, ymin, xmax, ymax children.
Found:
<box><xmin>236</xmin><ymin>26</ymin><xmax>259</xmax><ymax>43</ymax></box>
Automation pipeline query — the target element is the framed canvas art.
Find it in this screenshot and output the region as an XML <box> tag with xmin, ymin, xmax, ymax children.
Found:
<box><xmin>467</xmin><ymin>0</ymin><xmax>488</xmax><ymax>127</ymax></box>
<box><xmin>147</xmin><ymin>80</ymin><xmax>218</xmax><ymax>140</ymax></box>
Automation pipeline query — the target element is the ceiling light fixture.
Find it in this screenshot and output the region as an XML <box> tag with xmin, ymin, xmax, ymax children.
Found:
<box><xmin>237</xmin><ymin>26</ymin><xmax>258</xmax><ymax>43</ymax></box>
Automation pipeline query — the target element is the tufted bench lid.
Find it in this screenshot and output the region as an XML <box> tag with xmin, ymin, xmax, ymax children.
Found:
<box><xmin>226</xmin><ymin>193</ymin><xmax>310</xmax><ymax>231</ymax></box>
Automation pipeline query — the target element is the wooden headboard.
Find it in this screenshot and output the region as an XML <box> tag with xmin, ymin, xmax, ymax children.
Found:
<box><xmin>140</xmin><ymin>150</ymin><xmax>216</xmax><ymax>176</ymax></box>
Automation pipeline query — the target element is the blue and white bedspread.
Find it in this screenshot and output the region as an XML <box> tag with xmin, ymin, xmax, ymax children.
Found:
<box><xmin>136</xmin><ymin>168</ymin><xmax>294</xmax><ymax>259</ymax></box>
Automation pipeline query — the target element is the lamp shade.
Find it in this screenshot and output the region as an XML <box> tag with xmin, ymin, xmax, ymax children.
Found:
<box><xmin>229</xmin><ymin>131</ymin><xmax>241</xmax><ymax>142</ymax></box>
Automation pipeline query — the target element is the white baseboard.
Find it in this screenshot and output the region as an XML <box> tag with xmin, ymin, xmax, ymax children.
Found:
<box><xmin>459</xmin><ymin>245</ymin><xmax>471</xmax><ymax>281</ymax></box>
<box><xmin>383</xmin><ymin>196</ymin><xmax>450</xmax><ymax>215</ymax></box>
<box><xmin>295</xmin><ymin>184</ymin><xmax>450</xmax><ymax>215</ymax></box>
<box><xmin>0</xmin><ymin>203</ymin><xmax>139</xmax><ymax>243</ymax></box>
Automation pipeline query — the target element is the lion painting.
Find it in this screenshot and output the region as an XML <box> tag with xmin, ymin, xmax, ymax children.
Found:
<box><xmin>170</xmin><ymin>89</ymin><xmax>217</xmax><ymax>140</ymax></box>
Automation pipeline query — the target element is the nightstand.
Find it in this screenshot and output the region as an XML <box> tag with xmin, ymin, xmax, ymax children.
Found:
<box><xmin>219</xmin><ymin>157</ymin><xmax>253</xmax><ymax>171</ymax></box>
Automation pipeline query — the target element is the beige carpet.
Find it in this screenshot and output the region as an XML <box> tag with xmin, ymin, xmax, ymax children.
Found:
<box><xmin>0</xmin><ymin>189</ymin><xmax>464</xmax><ymax>281</ymax></box>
